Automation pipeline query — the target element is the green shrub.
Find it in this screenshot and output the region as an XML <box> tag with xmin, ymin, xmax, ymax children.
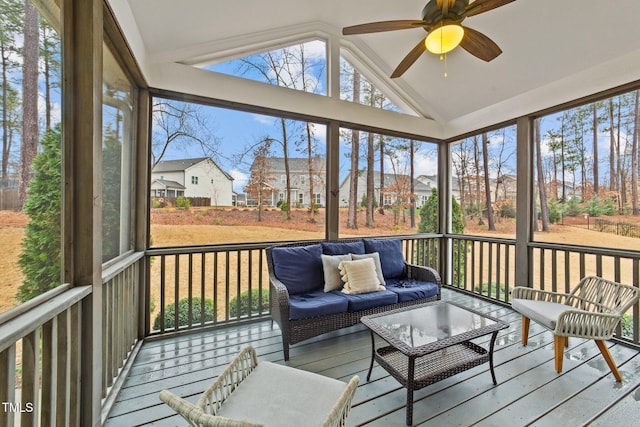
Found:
<box><xmin>499</xmin><ymin>202</ymin><xmax>516</xmax><ymax>219</ymax></box>
<box><xmin>176</xmin><ymin>196</ymin><xmax>191</xmax><ymax>209</ymax></box>
<box><xmin>548</xmin><ymin>198</ymin><xmax>563</xmax><ymax>224</ymax></box>
<box><xmin>602</xmin><ymin>197</ymin><xmax>618</xmax><ymax>216</ymax></box>
<box><xmin>153</xmin><ymin>297</ymin><xmax>215</xmax><ymax>330</ymax></box>
<box><xmin>586</xmin><ymin>195</ymin><xmax>602</xmax><ymax>217</ymax></box>
<box><xmin>229</xmin><ymin>289</ymin><xmax>270</xmax><ymax>318</ymax></box>
<box><xmin>18</xmin><ymin>125</ymin><xmax>62</xmax><ymax>302</ymax></box>
<box><xmin>564</xmin><ymin>197</ymin><xmax>583</xmax><ymax>217</ymax></box>
<box><xmin>279</xmin><ymin>201</ymin><xmax>288</xmax><ymax>212</ymax></box>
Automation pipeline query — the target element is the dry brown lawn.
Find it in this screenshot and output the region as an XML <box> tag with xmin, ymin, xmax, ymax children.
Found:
<box><xmin>1</xmin><ymin>209</ymin><xmax>639</xmax><ymax>319</ymax></box>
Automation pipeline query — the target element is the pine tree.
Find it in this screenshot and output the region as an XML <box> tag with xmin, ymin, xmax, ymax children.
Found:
<box><xmin>17</xmin><ymin>125</ymin><xmax>61</xmax><ymax>301</ymax></box>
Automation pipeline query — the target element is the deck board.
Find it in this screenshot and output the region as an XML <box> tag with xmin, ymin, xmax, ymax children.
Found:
<box><xmin>105</xmin><ymin>289</ymin><xmax>640</xmax><ymax>426</ymax></box>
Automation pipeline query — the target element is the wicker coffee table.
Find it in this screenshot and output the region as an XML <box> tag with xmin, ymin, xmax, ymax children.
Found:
<box><xmin>361</xmin><ymin>301</ymin><xmax>509</xmax><ymax>425</ymax></box>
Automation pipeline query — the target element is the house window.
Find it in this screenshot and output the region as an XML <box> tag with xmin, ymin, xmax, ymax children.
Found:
<box><xmin>191</xmin><ymin>176</ymin><xmax>198</xmax><ymax>184</ymax></box>
<box><xmin>298</xmin><ymin>193</ymin><xmax>304</xmax><ymax>204</ymax></box>
<box><xmin>281</xmin><ymin>175</ymin><xmax>286</xmax><ymax>184</ymax></box>
<box><xmin>313</xmin><ymin>193</ymin><xmax>321</xmax><ymax>205</ymax></box>
<box><xmin>279</xmin><ymin>193</ymin><xmax>284</xmax><ymax>201</ymax></box>
<box><xmin>384</xmin><ymin>195</ymin><xmax>392</xmax><ymax>206</ymax></box>
<box><xmin>300</xmin><ymin>175</ymin><xmax>306</xmax><ymax>185</ymax></box>
<box><xmin>211</xmin><ymin>179</ymin><xmax>214</xmax><ymax>184</ymax></box>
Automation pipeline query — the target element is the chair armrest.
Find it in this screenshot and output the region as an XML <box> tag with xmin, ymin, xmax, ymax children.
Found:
<box><xmin>159</xmin><ymin>389</ymin><xmax>263</xmax><ymax>427</ymax></box>
<box><xmin>555</xmin><ymin>310</ymin><xmax>622</xmax><ymax>340</ymax></box>
<box><xmin>511</xmin><ymin>287</ymin><xmax>570</xmax><ymax>303</ymax></box>
<box><xmin>269</xmin><ymin>274</ymin><xmax>291</xmax><ymax>324</ymax></box>
<box><xmin>321</xmin><ymin>375</ymin><xmax>360</xmax><ymax>427</ymax></box>
<box><xmin>197</xmin><ymin>346</ymin><xmax>259</xmax><ymax>415</ymax></box>
<box><xmin>405</xmin><ymin>263</ymin><xmax>441</xmax><ymax>285</ymax></box>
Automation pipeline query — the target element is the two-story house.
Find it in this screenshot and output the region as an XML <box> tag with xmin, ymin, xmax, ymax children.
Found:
<box><xmin>246</xmin><ymin>156</ymin><xmax>326</xmax><ymax>207</ymax></box>
<box><xmin>151</xmin><ymin>157</ymin><xmax>234</xmax><ymax>206</ymax></box>
<box><xmin>338</xmin><ymin>171</ymin><xmax>433</xmax><ymax>209</ymax></box>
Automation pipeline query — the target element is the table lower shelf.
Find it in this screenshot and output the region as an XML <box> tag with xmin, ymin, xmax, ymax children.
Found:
<box><xmin>375</xmin><ymin>341</ymin><xmax>490</xmax><ymax>390</ymax></box>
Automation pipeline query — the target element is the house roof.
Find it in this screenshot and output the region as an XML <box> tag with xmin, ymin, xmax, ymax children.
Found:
<box><xmin>152</xmin><ymin>179</ymin><xmax>186</xmax><ymax>190</ymax></box>
<box><xmin>340</xmin><ymin>171</ymin><xmax>431</xmax><ymax>192</ymax></box>
<box><xmin>153</xmin><ymin>157</ymin><xmax>234</xmax><ymax>181</ymax></box>
<box><xmin>250</xmin><ymin>157</ymin><xmax>326</xmax><ymax>172</ymax></box>
<box><xmin>112</xmin><ymin>0</ymin><xmax>640</xmax><ymax>139</ymax></box>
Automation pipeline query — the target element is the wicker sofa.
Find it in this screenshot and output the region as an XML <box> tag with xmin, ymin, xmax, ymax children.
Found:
<box><xmin>266</xmin><ymin>238</ymin><xmax>442</xmax><ymax>360</ymax></box>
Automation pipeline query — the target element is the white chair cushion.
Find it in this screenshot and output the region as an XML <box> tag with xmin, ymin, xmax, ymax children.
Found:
<box><xmin>216</xmin><ymin>361</ymin><xmax>348</xmax><ymax>427</ymax></box>
<box><xmin>512</xmin><ymin>299</ymin><xmax>572</xmax><ymax>330</ymax></box>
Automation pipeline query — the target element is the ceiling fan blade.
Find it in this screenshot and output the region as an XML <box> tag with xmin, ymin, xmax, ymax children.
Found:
<box><xmin>459</xmin><ymin>26</ymin><xmax>502</xmax><ymax>62</ymax></box>
<box><xmin>391</xmin><ymin>38</ymin><xmax>427</xmax><ymax>78</ymax></box>
<box><xmin>342</xmin><ymin>20</ymin><xmax>426</xmax><ymax>35</ymax></box>
<box><xmin>465</xmin><ymin>0</ymin><xmax>515</xmax><ymax>17</ymax></box>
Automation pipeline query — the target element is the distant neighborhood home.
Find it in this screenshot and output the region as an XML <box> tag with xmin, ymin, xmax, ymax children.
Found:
<box><xmin>246</xmin><ymin>156</ymin><xmax>326</xmax><ymax>207</ymax></box>
<box><xmin>151</xmin><ymin>157</ymin><xmax>234</xmax><ymax>206</ymax></box>
<box><xmin>338</xmin><ymin>171</ymin><xmax>434</xmax><ymax>209</ymax></box>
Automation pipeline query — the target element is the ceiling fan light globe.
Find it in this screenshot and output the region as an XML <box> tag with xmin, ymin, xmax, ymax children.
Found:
<box><xmin>425</xmin><ymin>24</ymin><xmax>465</xmax><ymax>54</ymax></box>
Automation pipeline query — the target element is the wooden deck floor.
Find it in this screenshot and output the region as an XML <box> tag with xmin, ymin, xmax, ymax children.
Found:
<box><xmin>105</xmin><ymin>289</ymin><xmax>640</xmax><ymax>426</ymax></box>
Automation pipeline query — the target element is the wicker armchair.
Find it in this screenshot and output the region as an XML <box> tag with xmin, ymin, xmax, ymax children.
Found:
<box><xmin>512</xmin><ymin>276</ymin><xmax>640</xmax><ymax>381</ymax></box>
<box><xmin>159</xmin><ymin>345</ymin><xmax>360</xmax><ymax>427</ymax></box>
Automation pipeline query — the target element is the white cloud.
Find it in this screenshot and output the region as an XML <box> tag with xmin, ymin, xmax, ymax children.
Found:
<box><xmin>229</xmin><ymin>168</ymin><xmax>248</xmax><ymax>192</ymax></box>
<box><xmin>253</xmin><ymin>114</ymin><xmax>275</xmax><ymax>125</ymax></box>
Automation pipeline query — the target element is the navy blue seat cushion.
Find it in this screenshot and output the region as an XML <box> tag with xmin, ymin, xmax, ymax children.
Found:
<box><xmin>271</xmin><ymin>244</ymin><xmax>324</xmax><ymax>295</ymax></box>
<box><xmin>363</xmin><ymin>239</ymin><xmax>405</xmax><ymax>279</ymax></box>
<box><xmin>340</xmin><ymin>289</ymin><xmax>398</xmax><ymax>312</ymax></box>
<box><xmin>385</xmin><ymin>278</ymin><xmax>439</xmax><ymax>302</ymax></box>
<box><xmin>288</xmin><ymin>290</ymin><xmax>349</xmax><ymax>320</ymax></box>
<box><xmin>322</xmin><ymin>241</ymin><xmax>365</xmax><ymax>255</ymax></box>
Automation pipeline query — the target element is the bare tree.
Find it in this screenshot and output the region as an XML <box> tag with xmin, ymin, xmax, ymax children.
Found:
<box><xmin>347</xmin><ymin>69</ymin><xmax>361</xmax><ymax>229</ymax></box>
<box><xmin>632</xmin><ymin>90</ymin><xmax>639</xmax><ymax>215</ymax></box>
<box><xmin>482</xmin><ymin>133</ymin><xmax>495</xmax><ymax>231</ymax></box>
<box><xmin>151</xmin><ymin>99</ymin><xmax>220</xmax><ymax>167</ymax></box>
<box><xmin>592</xmin><ymin>102</ymin><xmax>600</xmax><ymax>195</ymax></box>
<box><xmin>244</xmin><ymin>140</ymin><xmax>275</xmax><ymax>222</ymax></box>
<box><xmin>535</xmin><ymin>118</ymin><xmax>550</xmax><ymax>231</ymax></box>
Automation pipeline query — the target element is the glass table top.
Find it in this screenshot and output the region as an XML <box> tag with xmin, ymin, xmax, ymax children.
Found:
<box><xmin>366</xmin><ymin>302</ymin><xmax>498</xmax><ymax>350</ymax></box>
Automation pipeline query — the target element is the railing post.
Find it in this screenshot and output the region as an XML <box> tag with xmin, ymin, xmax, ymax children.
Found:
<box><xmin>516</xmin><ymin>116</ymin><xmax>532</xmax><ymax>288</ymax></box>
<box><xmin>438</xmin><ymin>141</ymin><xmax>452</xmax><ymax>285</ymax></box>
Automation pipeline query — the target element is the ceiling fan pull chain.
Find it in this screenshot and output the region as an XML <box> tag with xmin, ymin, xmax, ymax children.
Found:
<box><xmin>443</xmin><ymin>53</ymin><xmax>448</xmax><ymax>78</ymax></box>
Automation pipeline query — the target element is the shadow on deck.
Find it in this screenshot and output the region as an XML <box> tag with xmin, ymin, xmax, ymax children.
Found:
<box><xmin>106</xmin><ymin>289</ymin><xmax>640</xmax><ymax>426</ymax></box>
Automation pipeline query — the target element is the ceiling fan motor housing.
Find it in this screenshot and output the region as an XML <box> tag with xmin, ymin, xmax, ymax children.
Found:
<box><xmin>422</xmin><ymin>0</ymin><xmax>468</xmax><ymax>28</ymax></box>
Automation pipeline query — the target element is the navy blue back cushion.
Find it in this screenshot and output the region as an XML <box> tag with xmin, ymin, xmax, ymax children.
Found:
<box><xmin>322</xmin><ymin>241</ymin><xmax>365</xmax><ymax>255</ymax></box>
<box><xmin>271</xmin><ymin>244</ymin><xmax>324</xmax><ymax>294</ymax></box>
<box><xmin>363</xmin><ymin>239</ymin><xmax>405</xmax><ymax>279</ymax></box>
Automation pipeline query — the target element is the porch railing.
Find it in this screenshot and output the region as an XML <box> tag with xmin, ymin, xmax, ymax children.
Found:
<box><xmin>145</xmin><ymin>235</ymin><xmax>442</xmax><ymax>338</ymax></box>
<box><xmin>0</xmin><ymin>284</ymin><xmax>90</xmax><ymax>427</ymax></box>
<box><xmin>447</xmin><ymin>234</ymin><xmax>640</xmax><ymax>346</ymax></box>
<box><xmin>0</xmin><ymin>253</ymin><xmax>144</xmax><ymax>427</ymax></box>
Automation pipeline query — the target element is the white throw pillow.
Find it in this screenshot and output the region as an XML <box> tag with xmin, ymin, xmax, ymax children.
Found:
<box><xmin>321</xmin><ymin>254</ymin><xmax>352</xmax><ymax>292</ymax></box>
<box><xmin>339</xmin><ymin>258</ymin><xmax>385</xmax><ymax>294</ymax></box>
<box><xmin>351</xmin><ymin>252</ymin><xmax>386</xmax><ymax>286</ymax></box>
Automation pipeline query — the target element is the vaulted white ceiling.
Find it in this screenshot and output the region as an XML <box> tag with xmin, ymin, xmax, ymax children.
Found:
<box><xmin>109</xmin><ymin>0</ymin><xmax>640</xmax><ymax>139</ymax></box>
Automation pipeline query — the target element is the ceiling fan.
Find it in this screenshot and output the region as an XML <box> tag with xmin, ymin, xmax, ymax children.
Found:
<box><xmin>342</xmin><ymin>0</ymin><xmax>515</xmax><ymax>78</ymax></box>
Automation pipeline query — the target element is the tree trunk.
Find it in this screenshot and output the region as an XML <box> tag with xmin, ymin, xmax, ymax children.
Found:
<box><xmin>482</xmin><ymin>133</ymin><xmax>495</xmax><ymax>231</ymax></box>
<box><xmin>280</xmin><ymin>118</ymin><xmax>291</xmax><ymax>220</ymax></box>
<box><xmin>19</xmin><ymin>1</ymin><xmax>39</xmax><ymax>208</ymax></box>
<box><xmin>535</xmin><ymin>119</ymin><xmax>550</xmax><ymax>231</ymax></box>
<box><xmin>593</xmin><ymin>102</ymin><xmax>599</xmax><ymax>196</ymax></box>
<box><xmin>632</xmin><ymin>91</ymin><xmax>639</xmax><ymax>215</ymax></box>
<box><xmin>473</xmin><ymin>136</ymin><xmax>484</xmax><ymax>225</ymax></box>
<box><xmin>608</xmin><ymin>98</ymin><xmax>616</xmax><ymax>191</ymax></box>
<box><xmin>305</xmin><ymin>123</ymin><xmax>316</xmax><ymax>222</ymax></box>
<box><xmin>410</xmin><ymin>139</ymin><xmax>415</xmax><ymax>228</ymax></box>
<box><xmin>1</xmin><ymin>39</ymin><xmax>10</xmax><ymax>183</ymax></box>
<box><xmin>366</xmin><ymin>131</ymin><xmax>374</xmax><ymax>227</ymax></box>
<box><xmin>379</xmin><ymin>134</ymin><xmax>385</xmax><ymax>210</ymax></box>
<box><xmin>347</xmin><ymin>70</ymin><xmax>360</xmax><ymax>229</ymax></box>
